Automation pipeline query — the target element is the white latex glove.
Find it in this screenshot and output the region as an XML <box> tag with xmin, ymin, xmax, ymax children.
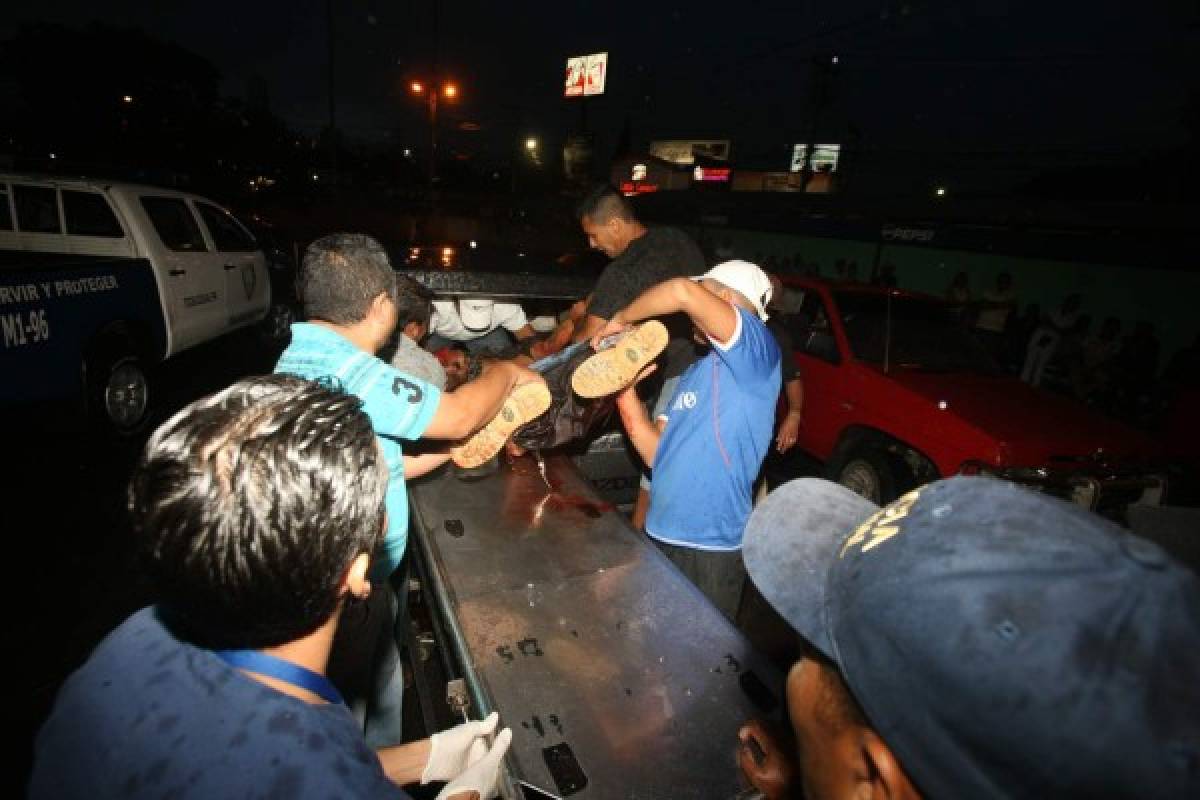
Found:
<box><xmin>435</xmin><ymin>727</ymin><xmax>513</xmax><ymax>800</ymax></box>
<box><xmin>421</xmin><ymin>712</ymin><xmax>500</xmax><ymax>785</ymax></box>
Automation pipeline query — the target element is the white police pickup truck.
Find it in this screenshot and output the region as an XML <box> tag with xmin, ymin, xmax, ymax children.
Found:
<box><xmin>0</xmin><ymin>174</ymin><xmax>270</xmax><ymax>433</ymax></box>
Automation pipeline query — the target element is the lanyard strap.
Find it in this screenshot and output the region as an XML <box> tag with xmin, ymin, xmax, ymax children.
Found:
<box><xmin>214</xmin><ymin>649</ymin><xmax>344</xmax><ymax>706</ymax></box>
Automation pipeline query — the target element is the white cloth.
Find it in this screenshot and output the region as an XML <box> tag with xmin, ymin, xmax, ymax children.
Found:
<box><xmin>975</xmin><ymin>288</ymin><xmax>1016</xmax><ymax>332</ymax></box>
<box><xmin>430</xmin><ymin>299</ymin><xmax>528</xmax><ymax>341</ymax></box>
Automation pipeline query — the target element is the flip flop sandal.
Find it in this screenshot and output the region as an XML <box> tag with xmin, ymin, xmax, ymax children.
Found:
<box><xmin>570</xmin><ymin>320</ymin><xmax>669</xmax><ymax>399</ymax></box>
<box><xmin>451</xmin><ymin>381</ymin><xmax>553</xmax><ymax>468</ymax></box>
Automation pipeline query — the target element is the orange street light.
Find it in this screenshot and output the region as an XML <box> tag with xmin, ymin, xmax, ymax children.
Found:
<box><xmin>408</xmin><ymin>77</ymin><xmax>460</xmax><ymax>188</ymax></box>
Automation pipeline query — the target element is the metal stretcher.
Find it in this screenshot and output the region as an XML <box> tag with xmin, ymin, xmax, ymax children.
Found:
<box><xmin>406</xmin><ymin>452</ymin><xmax>783</xmax><ymax>799</ymax></box>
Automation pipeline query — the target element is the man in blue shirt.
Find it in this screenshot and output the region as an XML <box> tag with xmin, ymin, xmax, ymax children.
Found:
<box><xmin>277</xmin><ymin>234</ymin><xmax>547</xmax><ymax>581</ymax></box>
<box><xmin>275</xmin><ymin>234</ymin><xmax>547</xmax><ymax>746</ymax></box>
<box><xmin>589</xmin><ymin>260</ymin><xmax>781</xmax><ymax>621</ymax></box>
<box><xmin>31</xmin><ymin>377</ymin><xmax>512</xmax><ymax>800</ymax></box>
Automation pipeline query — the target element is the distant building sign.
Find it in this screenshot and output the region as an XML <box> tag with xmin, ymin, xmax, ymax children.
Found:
<box><xmin>565</xmin><ymin>53</ymin><xmax>608</xmax><ymax>97</ymax></box>
<box><xmin>648</xmin><ymin>139</ymin><xmax>731</xmax><ymax>166</ymax></box>
<box><xmin>631</xmin><ymin>163</ymin><xmax>648</xmax><ymax>181</ymax></box>
<box><xmin>881</xmin><ymin>225</ymin><xmax>935</xmax><ymax>243</ymax></box>
<box><xmin>619</xmin><ymin>181</ymin><xmax>659</xmax><ymax>196</ymax></box>
<box><xmin>693</xmin><ymin>166</ymin><xmax>731</xmax><ymax>183</ymax></box>
<box><xmin>790</xmin><ymin>143</ymin><xmax>841</xmax><ymax>173</ymax></box>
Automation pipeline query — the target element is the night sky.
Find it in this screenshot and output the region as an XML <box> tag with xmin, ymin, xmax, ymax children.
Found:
<box><xmin>5</xmin><ymin>1</ymin><xmax>1199</xmax><ymax>191</ymax></box>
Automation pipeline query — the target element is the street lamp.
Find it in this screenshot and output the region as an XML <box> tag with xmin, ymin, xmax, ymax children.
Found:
<box><xmin>523</xmin><ymin>136</ymin><xmax>542</xmax><ymax>170</ymax></box>
<box><xmin>409</xmin><ymin>78</ymin><xmax>460</xmax><ymax>187</ymax></box>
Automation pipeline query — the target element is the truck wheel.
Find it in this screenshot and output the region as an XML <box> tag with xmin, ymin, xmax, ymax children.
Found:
<box><xmin>88</xmin><ymin>352</ymin><xmax>150</xmax><ymax>436</ymax></box>
<box><xmin>834</xmin><ymin>449</ymin><xmax>896</xmax><ymax>505</ymax></box>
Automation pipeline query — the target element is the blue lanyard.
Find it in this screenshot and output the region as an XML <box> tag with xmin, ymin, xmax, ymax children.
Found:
<box><xmin>214</xmin><ymin>649</ymin><xmax>345</xmax><ymax>706</ymax></box>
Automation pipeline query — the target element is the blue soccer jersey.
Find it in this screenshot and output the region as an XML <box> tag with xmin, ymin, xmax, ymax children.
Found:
<box><xmin>646</xmin><ymin>307</ymin><xmax>781</xmax><ymax>551</ymax></box>
<box><xmin>276</xmin><ymin>323</ymin><xmax>440</xmax><ymax>578</ymax></box>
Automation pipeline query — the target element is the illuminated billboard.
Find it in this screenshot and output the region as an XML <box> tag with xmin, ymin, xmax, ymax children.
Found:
<box><xmin>693</xmin><ymin>166</ymin><xmax>731</xmax><ymax>183</ymax></box>
<box><xmin>565</xmin><ymin>53</ymin><xmax>608</xmax><ymax>97</ymax></box>
<box><xmin>648</xmin><ymin>139</ymin><xmax>731</xmax><ymax>166</ymax></box>
<box><xmin>619</xmin><ymin>182</ymin><xmax>659</xmax><ymax>196</ymax></box>
<box><xmin>790</xmin><ymin>143</ymin><xmax>840</xmax><ymax>173</ymax></box>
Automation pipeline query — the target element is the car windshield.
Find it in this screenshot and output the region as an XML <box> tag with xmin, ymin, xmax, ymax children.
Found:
<box><xmin>835</xmin><ymin>291</ymin><xmax>999</xmax><ymax>374</ymax></box>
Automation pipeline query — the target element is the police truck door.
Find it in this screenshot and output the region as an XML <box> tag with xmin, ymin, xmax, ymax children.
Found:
<box><xmin>138</xmin><ymin>196</ymin><xmax>225</xmax><ymax>353</ymax></box>
<box><xmin>193</xmin><ymin>202</ymin><xmax>267</xmax><ymax>328</ymax></box>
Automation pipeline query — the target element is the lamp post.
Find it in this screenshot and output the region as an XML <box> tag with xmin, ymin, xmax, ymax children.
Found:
<box><xmin>409</xmin><ymin>79</ymin><xmax>458</xmax><ymax>188</ymax></box>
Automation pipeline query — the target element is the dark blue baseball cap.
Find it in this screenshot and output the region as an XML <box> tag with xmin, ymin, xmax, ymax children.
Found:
<box><xmin>743</xmin><ymin>476</ymin><xmax>1200</xmax><ymax>799</ymax></box>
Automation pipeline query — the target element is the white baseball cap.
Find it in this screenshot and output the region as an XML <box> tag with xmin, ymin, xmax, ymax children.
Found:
<box><xmin>693</xmin><ymin>260</ymin><xmax>773</xmax><ymax>321</ymax></box>
<box><xmin>457</xmin><ymin>298</ymin><xmax>494</xmax><ymax>331</ymax></box>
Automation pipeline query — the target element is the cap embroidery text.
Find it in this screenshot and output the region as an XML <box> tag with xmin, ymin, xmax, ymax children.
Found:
<box><xmin>839</xmin><ymin>488</ymin><xmax>922</xmax><ymax>558</ymax></box>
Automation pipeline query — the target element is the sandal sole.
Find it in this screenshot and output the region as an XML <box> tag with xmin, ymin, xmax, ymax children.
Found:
<box><xmin>570</xmin><ymin>320</ymin><xmax>669</xmax><ymax>399</ymax></box>
<box><xmin>451</xmin><ymin>381</ymin><xmax>552</xmax><ymax>468</ymax></box>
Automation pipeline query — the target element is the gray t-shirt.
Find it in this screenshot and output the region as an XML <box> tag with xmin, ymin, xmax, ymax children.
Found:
<box><xmin>589</xmin><ymin>227</ymin><xmax>706</xmax><ymax>380</ymax></box>
<box><xmin>391</xmin><ymin>334</ymin><xmax>446</xmax><ymax>390</ymax></box>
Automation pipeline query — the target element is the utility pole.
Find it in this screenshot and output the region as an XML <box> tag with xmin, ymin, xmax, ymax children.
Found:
<box><xmin>429</xmin><ymin>0</ymin><xmax>440</xmax><ymax>215</ymax></box>
<box><xmin>427</xmin><ymin>87</ymin><xmax>439</xmax><ymax>187</ymax></box>
<box><xmin>427</xmin><ymin>0</ymin><xmax>436</xmax><ymax>188</ymax></box>
<box><xmin>326</xmin><ymin>0</ymin><xmax>338</xmax><ymax>185</ymax></box>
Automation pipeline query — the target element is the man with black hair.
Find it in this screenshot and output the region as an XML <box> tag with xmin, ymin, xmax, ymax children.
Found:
<box><xmin>277</xmin><ymin>234</ymin><xmax>548</xmax><ymax>746</ymax></box>
<box><xmin>31</xmin><ymin>377</ymin><xmax>513</xmax><ymax>800</ymax></box>
<box><xmin>389</xmin><ymin>273</ymin><xmax>446</xmax><ymax>389</ymax></box>
<box><xmin>575</xmin><ymin>185</ymin><xmax>707</xmax><ymax>528</ymax></box>
<box><xmin>279</xmin><ymin>233</ymin><xmax>548</xmax><ymax>578</ymax></box>
<box><xmin>574</xmin><ymin>185</ymin><xmax>705</xmax><ymax>358</ymax></box>
<box><xmin>737</xmin><ymin>477</ymin><xmax>1200</xmax><ymax>799</ymax></box>
<box><xmin>435</xmin><ymin>343</ymin><xmax>470</xmax><ymax>390</ymax></box>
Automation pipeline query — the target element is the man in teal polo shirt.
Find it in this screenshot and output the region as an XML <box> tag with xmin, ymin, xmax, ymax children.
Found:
<box><xmin>277</xmin><ymin>233</ymin><xmax>546</xmax><ymax>580</ymax></box>
<box><xmin>275</xmin><ymin>233</ymin><xmax>546</xmax><ymax>745</ymax></box>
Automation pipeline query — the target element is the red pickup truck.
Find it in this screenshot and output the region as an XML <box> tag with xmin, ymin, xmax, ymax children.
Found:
<box><xmin>780</xmin><ymin>278</ymin><xmax>1166</xmax><ymax>516</ymax></box>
